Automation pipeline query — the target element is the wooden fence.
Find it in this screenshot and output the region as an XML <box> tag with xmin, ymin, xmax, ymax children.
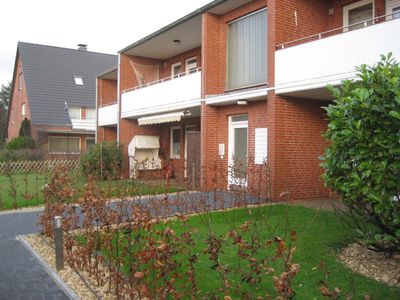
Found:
<box><xmin>0</xmin><ymin>160</ymin><xmax>80</xmax><ymax>175</ymax></box>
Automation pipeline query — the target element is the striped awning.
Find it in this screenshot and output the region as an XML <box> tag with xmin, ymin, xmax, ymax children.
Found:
<box><xmin>138</xmin><ymin>111</ymin><xmax>184</xmax><ymax>125</ymax></box>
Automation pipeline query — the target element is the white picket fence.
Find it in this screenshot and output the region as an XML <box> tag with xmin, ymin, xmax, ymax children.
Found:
<box><xmin>0</xmin><ymin>160</ymin><xmax>80</xmax><ymax>175</ymax></box>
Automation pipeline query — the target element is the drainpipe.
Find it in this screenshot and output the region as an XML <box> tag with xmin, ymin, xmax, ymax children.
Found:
<box><xmin>95</xmin><ymin>77</ymin><xmax>98</xmax><ymax>143</ymax></box>
<box><xmin>117</xmin><ymin>53</ymin><xmax>121</xmax><ymax>144</ymax></box>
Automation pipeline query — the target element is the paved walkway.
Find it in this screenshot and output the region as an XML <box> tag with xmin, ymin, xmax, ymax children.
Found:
<box><xmin>0</xmin><ymin>208</ymin><xmax>68</xmax><ymax>300</ymax></box>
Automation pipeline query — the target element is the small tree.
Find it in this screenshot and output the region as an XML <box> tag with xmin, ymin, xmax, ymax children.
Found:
<box><xmin>19</xmin><ymin>118</ymin><xmax>31</xmax><ymax>137</ymax></box>
<box><xmin>81</xmin><ymin>141</ymin><xmax>123</xmax><ymax>179</ymax></box>
<box><xmin>322</xmin><ymin>53</ymin><xmax>400</xmax><ymax>254</ymax></box>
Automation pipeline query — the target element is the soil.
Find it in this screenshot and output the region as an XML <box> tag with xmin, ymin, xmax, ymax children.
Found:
<box><xmin>338</xmin><ymin>243</ymin><xmax>400</xmax><ymax>287</ymax></box>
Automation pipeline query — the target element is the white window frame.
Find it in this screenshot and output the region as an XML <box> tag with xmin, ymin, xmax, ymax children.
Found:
<box><xmin>343</xmin><ymin>0</ymin><xmax>374</xmax><ymax>30</ymax></box>
<box><xmin>185</xmin><ymin>57</ymin><xmax>198</xmax><ymax>74</ymax></box>
<box><xmin>386</xmin><ymin>0</ymin><xmax>400</xmax><ymax>19</ymax></box>
<box><xmin>228</xmin><ymin>115</ymin><xmax>248</xmax><ymax>187</ymax></box>
<box><xmin>48</xmin><ymin>136</ymin><xmax>81</xmax><ymax>154</ymax></box>
<box><xmin>170</xmin><ymin>126</ymin><xmax>181</xmax><ymax>159</ymax></box>
<box><xmin>21</xmin><ymin>103</ymin><xmax>26</xmax><ymax>116</ymax></box>
<box><xmin>171</xmin><ymin>62</ymin><xmax>181</xmax><ymax>78</ymax></box>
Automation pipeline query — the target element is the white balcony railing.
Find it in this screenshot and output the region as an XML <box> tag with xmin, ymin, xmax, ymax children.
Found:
<box><xmin>98</xmin><ymin>103</ymin><xmax>118</xmax><ymax>126</ymax></box>
<box><xmin>71</xmin><ymin>119</ymin><xmax>96</xmax><ymax>131</ymax></box>
<box><xmin>275</xmin><ymin>16</ymin><xmax>400</xmax><ymax>95</ymax></box>
<box><xmin>121</xmin><ymin>69</ymin><xmax>201</xmax><ymax>118</ymax></box>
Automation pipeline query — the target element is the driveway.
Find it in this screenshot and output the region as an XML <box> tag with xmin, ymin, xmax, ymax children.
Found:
<box><xmin>0</xmin><ymin>208</ymin><xmax>68</xmax><ymax>300</ymax></box>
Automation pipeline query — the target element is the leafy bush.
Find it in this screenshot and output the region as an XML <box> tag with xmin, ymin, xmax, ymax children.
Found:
<box><xmin>322</xmin><ymin>53</ymin><xmax>400</xmax><ymax>254</ymax></box>
<box><xmin>0</xmin><ymin>148</ymin><xmax>43</xmax><ymax>162</ymax></box>
<box><xmin>80</xmin><ymin>141</ymin><xmax>123</xmax><ymax>179</ymax></box>
<box><xmin>7</xmin><ymin>136</ymin><xmax>36</xmax><ymax>150</ymax></box>
<box><xmin>19</xmin><ymin>118</ymin><xmax>31</xmax><ymax>137</ymax></box>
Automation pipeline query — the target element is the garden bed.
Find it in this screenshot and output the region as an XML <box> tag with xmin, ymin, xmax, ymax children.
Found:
<box><xmin>32</xmin><ymin>205</ymin><xmax>400</xmax><ymax>299</ymax></box>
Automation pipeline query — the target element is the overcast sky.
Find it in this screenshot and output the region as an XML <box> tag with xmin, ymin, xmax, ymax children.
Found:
<box><xmin>0</xmin><ymin>0</ymin><xmax>211</xmax><ymax>87</ymax></box>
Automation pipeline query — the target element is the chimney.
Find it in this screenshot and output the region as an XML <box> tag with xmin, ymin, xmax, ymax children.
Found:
<box><xmin>77</xmin><ymin>44</ymin><xmax>87</xmax><ymax>51</ymax></box>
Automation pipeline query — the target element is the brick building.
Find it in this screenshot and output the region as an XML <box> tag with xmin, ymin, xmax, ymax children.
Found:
<box><xmin>7</xmin><ymin>42</ymin><xmax>117</xmax><ymax>158</ymax></box>
<box><xmin>97</xmin><ymin>0</ymin><xmax>400</xmax><ymax>200</ymax></box>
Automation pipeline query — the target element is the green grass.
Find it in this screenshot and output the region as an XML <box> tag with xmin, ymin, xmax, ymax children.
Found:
<box><xmin>0</xmin><ymin>173</ymin><xmax>182</xmax><ymax>210</ymax></box>
<box><xmin>0</xmin><ymin>173</ymin><xmax>48</xmax><ymax>209</ymax></box>
<box><xmin>100</xmin><ymin>205</ymin><xmax>400</xmax><ymax>299</ymax></box>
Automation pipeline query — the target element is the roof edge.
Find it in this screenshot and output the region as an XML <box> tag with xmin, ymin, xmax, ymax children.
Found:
<box><xmin>119</xmin><ymin>0</ymin><xmax>229</xmax><ymax>54</ymax></box>
<box><xmin>97</xmin><ymin>66</ymin><xmax>118</xmax><ymax>78</ymax></box>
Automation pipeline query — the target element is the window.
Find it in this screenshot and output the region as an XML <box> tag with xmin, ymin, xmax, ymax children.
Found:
<box><xmin>18</xmin><ymin>73</ymin><xmax>23</xmax><ymax>90</ymax></box>
<box><xmin>171</xmin><ymin>62</ymin><xmax>181</xmax><ymax>78</ymax></box>
<box><xmin>185</xmin><ymin>57</ymin><xmax>197</xmax><ymax>74</ymax></box>
<box><xmin>86</xmin><ymin>108</ymin><xmax>96</xmax><ymax>120</ymax></box>
<box><xmin>386</xmin><ymin>0</ymin><xmax>400</xmax><ymax>19</ymax></box>
<box><xmin>73</xmin><ymin>76</ymin><xmax>84</xmax><ymax>85</ymax></box>
<box><xmin>85</xmin><ymin>138</ymin><xmax>95</xmax><ymax>152</ymax></box>
<box><xmin>170</xmin><ymin>126</ymin><xmax>181</xmax><ymax>159</ymax></box>
<box><xmin>21</xmin><ymin>103</ymin><xmax>26</xmax><ymax>116</ymax></box>
<box><xmin>68</xmin><ymin>107</ymin><xmax>81</xmax><ymax>119</ymax></box>
<box><xmin>227</xmin><ymin>8</ymin><xmax>267</xmax><ymax>90</ymax></box>
<box><xmin>49</xmin><ymin>137</ymin><xmax>80</xmax><ymax>154</ymax></box>
<box><xmin>343</xmin><ymin>0</ymin><xmax>374</xmax><ymax>31</ymax></box>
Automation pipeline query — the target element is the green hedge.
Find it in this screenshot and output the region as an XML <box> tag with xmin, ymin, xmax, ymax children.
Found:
<box><xmin>80</xmin><ymin>141</ymin><xmax>123</xmax><ymax>179</ymax></box>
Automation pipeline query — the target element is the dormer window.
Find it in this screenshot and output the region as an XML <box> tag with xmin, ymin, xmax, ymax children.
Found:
<box><xmin>73</xmin><ymin>76</ymin><xmax>84</xmax><ymax>85</ymax></box>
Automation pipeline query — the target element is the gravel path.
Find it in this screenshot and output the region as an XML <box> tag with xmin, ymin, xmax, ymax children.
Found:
<box><xmin>0</xmin><ymin>208</ymin><xmax>69</xmax><ymax>300</ymax></box>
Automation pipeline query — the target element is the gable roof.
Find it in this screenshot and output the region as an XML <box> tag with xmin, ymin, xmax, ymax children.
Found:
<box><xmin>17</xmin><ymin>42</ymin><xmax>117</xmax><ymax>126</ymax></box>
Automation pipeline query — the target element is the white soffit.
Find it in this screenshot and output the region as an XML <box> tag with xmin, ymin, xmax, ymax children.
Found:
<box><xmin>138</xmin><ymin>111</ymin><xmax>184</xmax><ymax>125</ymax></box>
<box><xmin>125</xmin><ymin>16</ymin><xmax>201</xmax><ymax>60</ymax></box>
<box><xmin>205</xmin><ymin>87</ymin><xmax>269</xmax><ymax>105</ymax></box>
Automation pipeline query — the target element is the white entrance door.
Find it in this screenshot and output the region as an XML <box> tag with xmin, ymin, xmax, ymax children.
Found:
<box><xmin>185</xmin><ymin>125</ymin><xmax>197</xmax><ymax>177</ymax></box>
<box><xmin>228</xmin><ymin>115</ymin><xmax>248</xmax><ymax>186</ymax></box>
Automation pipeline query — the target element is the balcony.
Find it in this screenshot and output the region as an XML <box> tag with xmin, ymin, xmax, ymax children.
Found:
<box><xmin>275</xmin><ymin>16</ymin><xmax>400</xmax><ymax>99</ymax></box>
<box><xmin>98</xmin><ymin>103</ymin><xmax>118</xmax><ymax>126</ymax></box>
<box><xmin>121</xmin><ymin>69</ymin><xmax>201</xmax><ymax>118</ymax></box>
<box><xmin>71</xmin><ymin>119</ymin><xmax>96</xmax><ymax>131</ymax></box>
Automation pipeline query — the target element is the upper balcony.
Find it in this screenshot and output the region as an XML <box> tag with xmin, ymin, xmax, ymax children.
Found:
<box><xmin>71</xmin><ymin>119</ymin><xmax>96</xmax><ymax>131</ymax></box>
<box><xmin>275</xmin><ymin>14</ymin><xmax>400</xmax><ymax>99</ymax></box>
<box><xmin>121</xmin><ymin>68</ymin><xmax>202</xmax><ymax>119</ymax></box>
<box><xmin>98</xmin><ymin>102</ymin><xmax>118</xmax><ymax>126</ymax></box>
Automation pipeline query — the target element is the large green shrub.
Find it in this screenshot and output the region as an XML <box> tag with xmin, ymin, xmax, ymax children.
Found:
<box><xmin>322</xmin><ymin>54</ymin><xmax>400</xmax><ymax>254</ymax></box>
<box><xmin>7</xmin><ymin>136</ymin><xmax>36</xmax><ymax>150</ymax></box>
<box><xmin>81</xmin><ymin>141</ymin><xmax>123</xmax><ymax>179</ymax></box>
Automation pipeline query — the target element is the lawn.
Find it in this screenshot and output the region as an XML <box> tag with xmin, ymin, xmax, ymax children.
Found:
<box><xmin>97</xmin><ymin>205</ymin><xmax>400</xmax><ymax>299</ymax></box>
<box><xmin>0</xmin><ymin>173</ymin><xmax>182</xmax><ymax>210</ymax></box>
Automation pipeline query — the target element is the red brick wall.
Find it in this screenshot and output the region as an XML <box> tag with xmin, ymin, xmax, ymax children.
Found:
<box><xmin>200</xmin><ymin>0</ymin><xmax>334</xmax><ymax>200</ymax></box>
<box><xmin>8</xmin><ymin>56</ymin><xmax>32</xmax><ymax>141</ymax></box>
<box><xmin>275</xmin><ymin>0</ymin><xmax>386</xmax><ymax>47</ymax></box>
<box><xmin>328</xmin><ymin>0</ymin><xmax>385</xmax><ymax>30</ymax></box>
<box><xmin>98</xmin><ymin>78</ymin><xmax>117</xmax><ymax>106</ymax></box>
<box><xmin>275</xmin><ymin>0</ymin><xmax>329</xmax><ymax>46</ymax></box>
<box><xmin>120</xmin><ymin>48</ymin><xmax>202</xmax><ymax>92</ymax></box>
<box><xmin>202</xmin><ymin>0</ymin><xmax>268</xmax><ymax>96</ymax></box>
<box><xmin>97</xmin><ymin>127</ymin><xmax>117</xmax><ymax>143</ymax></box>
<box><xmin>159</xmin><ymin>48</ymin><xmax>202</xmax><ymax>79</ymax></box>
<box><xmin>201</xmin><ymin>101</ymin><xmax>270</xmax><ymax>190</ymax></box>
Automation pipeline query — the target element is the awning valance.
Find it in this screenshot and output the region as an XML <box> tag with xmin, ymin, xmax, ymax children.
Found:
<box><xmin>128</xmin><ymin>135</ymin><xmax>160</xmax><ymax>156</ymax></box>
<box><xmin>138</xmin><ymin>111</ymin><xmax>184</xmax><ymax>125</ymax></box>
